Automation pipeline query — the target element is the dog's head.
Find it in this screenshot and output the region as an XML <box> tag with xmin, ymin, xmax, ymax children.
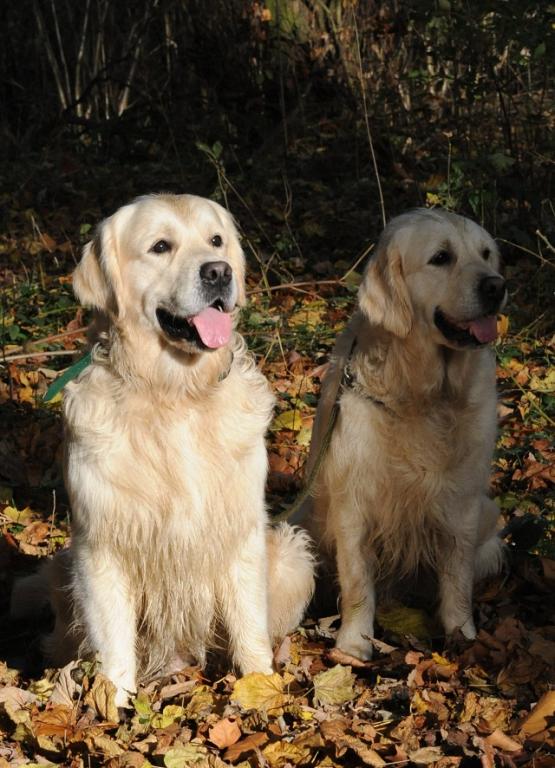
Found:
<box><xmin>73</xmin><ymin>194</ymin><xmax>246</xmax><ymax>354</ymax></box>
<box><xmin>359</xmin><ymin>208</ymin><xmax>507</xmax><ymax>349</ymax></box>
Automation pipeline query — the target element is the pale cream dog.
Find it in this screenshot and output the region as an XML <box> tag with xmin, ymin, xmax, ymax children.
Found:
<box><xmin>17</xmin><ymin>194</ymin><xmax>314</xmax><ymax>706</ymax></box>
<box><xmin>303</xmin><ymin>208</ymin><xmax>506</xmax><ymax>660</ymax></box>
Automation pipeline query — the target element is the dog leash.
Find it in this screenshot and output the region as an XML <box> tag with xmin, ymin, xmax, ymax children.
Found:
<box><xmin>43</xmin><ymin>352</ymin><xmax>92</xmax><ymax>402</ymax></box>
<box><xmin>275</xmin><ymin>336</ymin><xmax>393</xmax><ymax>524</ymax></box>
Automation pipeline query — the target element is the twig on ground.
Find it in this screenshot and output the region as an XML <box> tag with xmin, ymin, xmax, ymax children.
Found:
<box><xmin>0</xmin><ymin>349</ymin><xmax>80</xmax><ymax>364</ymax></box>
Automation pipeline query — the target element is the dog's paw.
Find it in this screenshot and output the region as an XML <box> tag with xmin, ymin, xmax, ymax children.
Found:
<box><xmin>114</xmin><ymin>686</ymin><xmax>136</xmax><ymax>710</ymax></box>
<box><xmin>335</xmin><ymin>627</ymin><xmax>374</xmax><ymax>661</ymax></box>
<box><xmin>442</xmin><ymin>614</ymin><xmax>477</xmax><ymax>640</ymax></box>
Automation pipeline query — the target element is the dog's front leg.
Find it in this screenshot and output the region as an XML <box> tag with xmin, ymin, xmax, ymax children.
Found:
<box><xmin>437</xmin><ymin>521</ymin><xmax>477</xmax><ymax>639</ymax></box>
<box><xmin>75</xmin><ymin>547</ymin><xmax>137</xmax><ymax>707</ymax></box>
<box><xmin>335</xmin><ymin>522</ymin><xmax>375</xmax><ymax>660</ymax></box>
<box><xmin>220</xmin><ymin>524</ymin><xmax>274</xmax><ymax>676</ymax></box>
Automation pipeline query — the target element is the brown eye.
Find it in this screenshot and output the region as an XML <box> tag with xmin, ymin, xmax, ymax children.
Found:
<box><xmin>482</xmin><ymin>248</ymin><xmax>490</xmax><ymax>260</ymax></box>
<box><xmin>429</xmin><ymin>249</ymin><xmax>452</xmax><ymax>266</ymax></box>
<box><xmin>211</xmin><ymin>234</ymin><xmax>223</xmax><ymax>248</ymax></box>
<box><xmin>150</xmin><ymin>240</ymin><xmax>171</xmax><ymax>254</ymax></box>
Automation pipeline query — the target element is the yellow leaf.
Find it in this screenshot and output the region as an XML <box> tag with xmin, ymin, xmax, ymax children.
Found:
<box><xmin>312</xmin><ymin>664</ymin><xmax>355</xmax><ymax>707</ymax></box>
<box><xmin>296</xmin><ymin>424</ymin><xmax>313</xmax><ymax>447</ymax></box>
<box><xmin>151</xmin><ymin>704</ymin><xmax>185</xmax><ymax>728</ymax></box>
<box><xmin>184</xmin><ymin>685</ymin><xmax>214</xmax><ymax>720</ymax></box>
<box><xmin>431</xmin><ymin>652</ymin><xmax>451</xmax><ymax>666</ymax></box>
<box><xmin>497</xmin><ymin>314</ymin><xmax>509</xmax><ymax>337</ymax></box>
<box><xmin>231</xmin><ymin>672</ymin><xmax>291</xmax><ymax>714</ymax></box>
<box><xmin>3</xmin><ymin>506</ymin><xmax>35</xmax><ymax>525</ymax></box>
<box><xmin>271</xmin><ymin>409</ymin><xmax>303</xmax><ymax>432</ymax></box>
<box><xmin>28</xmin><ymin>676</ymin><xmax>54</xmax><ymax>702</ymax></box>
<box><xmin>377</xmin><ymin>603</ymin><xmax>436</xmax><ymax>640</ymax></box>
<box><xmin>84</xmin><ymin>673</ymin><xmax>118</xmax><ymax>722</ymax></box>
<box><xmin>164</xmin><ymin>744</ymin><xmax>208</xmax><ymax>767</ymax></box>
<box><xmin>263</xmin><ymin>741</ymin><xmax>310</xmax><ymax>767</ymax></box>
<box><xmin>529</xmin><ymin>368</ymin><xmax>555</xmax><ymax>392</ymax></box>
<box><xmin>288</xmin><ymin>300</ymin><xmax>326</xmax><ymax>330</ymax></box>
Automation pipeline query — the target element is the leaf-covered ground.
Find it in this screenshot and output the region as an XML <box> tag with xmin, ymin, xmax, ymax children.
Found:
<box><xmin>0</xmin><ymin>189</ymin><xmax>554</xmax><ymax>767</ymax></box>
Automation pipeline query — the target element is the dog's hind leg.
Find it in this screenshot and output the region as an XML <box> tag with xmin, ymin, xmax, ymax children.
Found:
<box><xmin>266</xmin><ymin>523</ymin><xmax>315</xmax><ymax>642</ymax></box>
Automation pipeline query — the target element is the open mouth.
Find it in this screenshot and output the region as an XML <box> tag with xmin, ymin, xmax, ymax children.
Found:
<box><xmin>156</xmin><ymin>299</ymin><xmax>233</xmax><ymax>349</ymax></box>
<box><xmin>434</xmin><ymin>308</ymin><xmax>498</xmax><ymax>347</ymax></box>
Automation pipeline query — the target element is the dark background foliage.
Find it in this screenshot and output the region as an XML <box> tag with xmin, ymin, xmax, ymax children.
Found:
<box><xmin>1</xmin><ymin>1</ymin><xmax>552</xmax><ymax>253</ymax></box>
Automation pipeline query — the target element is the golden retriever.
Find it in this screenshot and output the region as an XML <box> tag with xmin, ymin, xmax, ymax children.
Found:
<box><xmin>14</xmin><ymin>194</ymin><xmax>314</xmax><ymax>706</ymax></box>
<box><xmin>302</xmin><ymin>208</ymin><xmax>506</xmax><ymax>660</ymax></box>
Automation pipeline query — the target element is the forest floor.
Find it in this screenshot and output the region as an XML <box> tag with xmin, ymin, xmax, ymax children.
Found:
<box><xmin>0</xmin><ymin>153</ymin><xmax>553</xmax><ymax>767</ymax></box>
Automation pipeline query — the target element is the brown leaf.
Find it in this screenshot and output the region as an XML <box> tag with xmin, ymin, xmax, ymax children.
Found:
<box><xmin>208</xmin><ymin>717</ymin><xmax>241</xmax><ymax>749</ymax></box>
<box><xmin>327</xmin><ymin>647</ymin><xmax>375</xmax><ymax>668</ymax></box>
<box><xmin>48</xmin><ymin>661</ymin><xmax>81</xmax><ymax>707</ymax></box>
<box><xmin>0</xmin><ymin>686</ymin><xmax>38</xmax><ymax>709</ymax></box>
<box><xmin>519</xmin><ymin>691</ymin><xmax>555</xmax><ymax>745</ymax></box>
<box><xmin>320</xmin><ymin>717</ymin><xmax>349</xmax><ymax>744</ymax></box>
<box><xmin>224</xmin><ymin>731</ymin><xmax>268</xmax><ymax>762</ymax></box>
<box><xmin>484</xmin><ymin>729</ymin><xmax>522</xmax><ymax>752</ymax></box>
<box><xmin>84</xmin><ymin>673</ymin><xmax>119</xmax><ymax>722</ymax></box>
<box><xmin>408</xmin><ymin>746</ymin><xmax>444</xmax><ymax>764</ymax></box>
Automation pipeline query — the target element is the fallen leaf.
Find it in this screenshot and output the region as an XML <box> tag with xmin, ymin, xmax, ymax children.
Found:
<box><xmin>408</xmin><ymin>746</ymin><xmax>444</xmax><ymax>764</ymax></box>
<box><xmin>377</xmin><ymin>604</ymin><xmax>436</xmax><ymax>639</ymax></box>
<box><xmin>224</xmin><ymin>731</ymin><xmax>268</xmax><ymax>762</ymax></box>
<box><xmin>271</xmin><ymin>409</ymin><xmax>303</xmax><ymax>432</ymax></box>
<box><xmin>184</xmin><ymin>685</ymin><xmax>214</xmax><ymax>720</ymax></box>
<box><xmin>151</xmin><ymin>704</ymin><xmax>185</xmax><ymax>729</ymax></box>
<box><xmin>485</xmin><ymin>729</ymin><xmax>522</xmax><ymax>752</ymax></box>
<box><xmin>208</xmin><ymin>717</ymin><xmax>241</xmax><ymax>749</ymax></box>
<box><xmin>164</xmin><ymin>744</ymin><xmax>208</xmax><ymax>767</ymax></box>
<box><xmin>48</xmin><ymin>662</ymin><xmax>81</xmax><ymax>707</ymax></box>
<box><xmin>313</xmin><ymin>665</ymin><xmax>355</xmax><ymax>707</ymax></box>
<box><xmin>262</xmin><ymin>740</ymin><xmax>310</xmax><ymax>767</ymax></box>
<box><xmin>0</xmin><ymin>686</ymin><xmax>38</xmax><ymax>708</ymax></box>
<box><xmin>327</xmin><ymin>647</ymin><xmax>374</xmax><ymax>668</ymax></box>
<box><xmin>519</xmin><ymin>691</ymin><xmax>555</xmax><ymax>745</ymax></box>
<box><xmin>84</xmin><ymin>673</ymin><xmax>118</xmax><ymax>722</ymax></box>
<box><xmin>231</xmin><ymin>673</ymin><xmax>290</xmax><ymax>714</ymax></box>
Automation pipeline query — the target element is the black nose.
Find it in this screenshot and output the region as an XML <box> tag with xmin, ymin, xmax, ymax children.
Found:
<box><xmin>478</xmin><ymin>275</ymin><xmax>506</xmax><ymax>311</ymax></box>
<box><xmin>200</xmin><ymin>261</ymin><xmax>232</xmax><ymax>288</ymax></box>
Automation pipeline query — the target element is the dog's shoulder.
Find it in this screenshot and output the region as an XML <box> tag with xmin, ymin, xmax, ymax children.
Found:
<box><xmin>62</xmin><ymin>362</ymin><xmax>120</xmax><ymax>429</ymax></box>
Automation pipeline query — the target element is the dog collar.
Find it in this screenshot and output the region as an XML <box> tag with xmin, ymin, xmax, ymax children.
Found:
<box><xmin>44</xmin><ymin>348</ymin><xmax>234</xmax><ymax>402</ymax></box>
<box><xmin>340</xmin><ymin>338</ymin><xmax>391</xmax><ymax>413</ymax></box>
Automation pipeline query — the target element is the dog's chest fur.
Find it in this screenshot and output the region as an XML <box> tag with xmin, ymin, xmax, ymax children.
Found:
<box><xmin>63</xmin><ymin>353</ymin><xmax>274</xmax><ymax>670</ymax></box>
<box><xmin>323</xmin><ymin>348</ymin><xmax>498</xmax><ymax>572</ymax></box>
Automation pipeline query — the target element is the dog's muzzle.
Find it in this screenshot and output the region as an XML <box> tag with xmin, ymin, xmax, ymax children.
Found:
<box><xmin>478</xmin><ymin>275</ymin><xmax>506</xmax><ymax>315</ymax></box>
<box><xmin>200</xmin><ymin>261</ymin><xmax>233</xmax><ymax>304</ymax></box>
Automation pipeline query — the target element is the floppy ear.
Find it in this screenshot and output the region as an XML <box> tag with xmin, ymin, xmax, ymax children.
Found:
<box><xmin>72</xmin><ymin>212</ymin><xmax>127</xmax><ymax>319</ymax></box>
<box><xmin>226</xmin><ymin>216</ymin><xmax>247</xmax><ymax>307</ymax></box>
<box><xmin>358</xmin><ymin>240</ymin><xmax>413</xmax><ymax>337</ymax></box>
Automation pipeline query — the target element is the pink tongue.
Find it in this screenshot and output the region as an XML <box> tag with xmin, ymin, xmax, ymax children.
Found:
<box><xmin>468</xmin><ymin>315</ymin><xmax>498</xmax><ymax>343</ymax></box>
<box><xmin>190</xmin><ymin>307</ymin><xmax>232</xmax><ymax>349</ymax></box>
